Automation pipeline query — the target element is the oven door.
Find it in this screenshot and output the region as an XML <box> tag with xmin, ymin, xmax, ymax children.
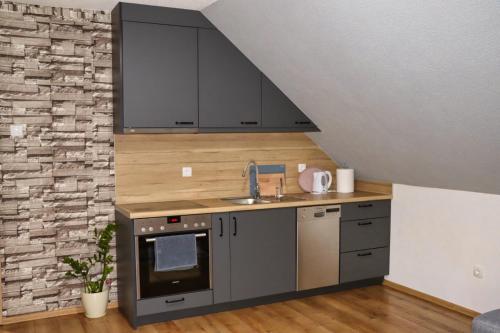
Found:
<box><xmin>136</xmin><ymin>230</ymin><xmax>211</xmax><ymax>299</ymax></box>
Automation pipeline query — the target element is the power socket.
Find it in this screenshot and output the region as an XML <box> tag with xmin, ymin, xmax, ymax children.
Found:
<box><xmin>182</xmin><ymin>167</ymin><xmax>192</xmax><ymax>177</ymax></box>
<box><xmin>473</xmin><ymin>265</ymin><xmax>484</xmax><ymax>279</ymax></box>
<box><xmin>298</xmin><ymin>163</ymin><xmax>306</xmax><ymax>173</ymax></box>
<box><xmin>10</xmin><ymin>124</ymin><xmax>26</xmax><ymax>138</ymax></box>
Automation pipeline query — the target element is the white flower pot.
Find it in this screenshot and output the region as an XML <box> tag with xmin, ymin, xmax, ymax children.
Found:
<box><xmin>81</xmin><ymin>287</ymin><xmax>109</xmax><ymax>319</ymax></box>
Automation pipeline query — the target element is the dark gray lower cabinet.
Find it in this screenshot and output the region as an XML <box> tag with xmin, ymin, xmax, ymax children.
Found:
<box><xmin>340</xmin><ymin>217</ymin><xmax>390</xmax><ymax>253</ymax></box>
<box><xmin>341</xmin><ymin>200</ymin><xmax>391</xmax><ymax>221</ymax></box>
<box><xmin>229</xmin><ymin>209</ymin><xmax>296</xmax><ymax>301</ymax></box>
<box><xmin>340</xmin><ymin>247</ymin><xmax>390</xmax><ymax>283</ymax></box>
<box><xmin>340</xmin><ymin>201</ymin><xmax>391</xmax><ymax>284</ymax></box>
<box><xmin>212</xmin><ymin>209</ymin><xmax>296</xmax><ymax>303</ymax></box>
<box><xmin>136</xmin><ymin>290</ymin><xmax>213</xmax><ymax>316</ymax></box>
<box><xmin>212</xmin><ymin>213</ymin><xmax>231</xmax><ymax>304</ymax></box>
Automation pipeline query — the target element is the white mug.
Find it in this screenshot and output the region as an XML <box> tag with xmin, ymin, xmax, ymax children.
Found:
<box><xmin>312</xmin><ymin>171</ymin><xmax>332</xmax><ymax>193</ymax></box>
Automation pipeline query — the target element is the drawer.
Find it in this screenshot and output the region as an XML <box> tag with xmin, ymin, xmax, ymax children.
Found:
<box><xmin>137</xmin><ymin>290</ymin><xmax>213</xmax><ymax>316</ymax></box>
<box><xmin>340</xmin><ymin>247</ymin><xmax>389</xmax><ymax>283</ymax></box>
<box><xmin>341</xmin><ymin>200</ymin><xmax>391</xmax><ymax>221</ymax></box>
<box><xmin>340</xmin><ymin>217</ymin><xmax>390</xmax><ymax>253</ymax></box>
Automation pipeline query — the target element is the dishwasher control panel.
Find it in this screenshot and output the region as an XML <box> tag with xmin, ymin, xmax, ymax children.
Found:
<box><xmin>298</xmin><ymin>205</ymin><xmax>341</xmax><ymax>222</ymax></box>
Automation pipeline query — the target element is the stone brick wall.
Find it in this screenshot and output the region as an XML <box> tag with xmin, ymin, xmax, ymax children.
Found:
<box><xmin>0</xmin><ymin>1</ymin><xmax>115</xmax><ymax>316</ymax></box>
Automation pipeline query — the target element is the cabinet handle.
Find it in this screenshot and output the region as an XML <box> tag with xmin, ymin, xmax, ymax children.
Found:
<box><xmin>358</xmin><ymin>203</ymin><xmax>373</xmax><ymax>208</ymax></box>
<box><xmin>240</xmin><ymin>121</ymin><xmax>258</xmax><ymax>125</ymax></box>
<box><xmin>295</xmin><ymin>121</ymin><xmax>311</xmax><ymax>125</ymax></box>
<box><xmin>219</xmin><ymin>217</ymin><xmax>223</xmax><ymax>237</ymax></box>
<box><xmin>358</xmin><ymin>221</ymin><xmax>372</xmax><ymax>226</ymax></box>
<box><xmin>175</xmin><ymin>121</ymin><xmax>194</xmax><ymax>125</ymax></box>
<box><xmin>357</xmin><ymin>252</ymin><xmax>372</xmax><ymax>257</ymax></box>
<box><xmin>232</xmin><ymin>217</ymin><xmax>237</xmax><ymax>236</ymax></box>
<box><xmin>165</xmin><ymin>297</ymin><xmax>185</xmax><ymax>304</ymax></box>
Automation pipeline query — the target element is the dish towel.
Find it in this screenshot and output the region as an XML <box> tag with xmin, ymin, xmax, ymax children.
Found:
<box><xmin>154</xmin><ymin>234</ymin><xmax>198</xmax><ymax>272</ymax></box>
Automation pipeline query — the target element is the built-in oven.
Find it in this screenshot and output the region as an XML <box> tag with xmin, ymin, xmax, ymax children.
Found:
<box><xmin>134</xmin><ymin>214</ymin><xmax>212</xmax><ymax>300</ymax></box>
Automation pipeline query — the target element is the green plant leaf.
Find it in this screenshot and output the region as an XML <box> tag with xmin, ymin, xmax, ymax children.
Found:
<box><xmin>63</xmin><ymin>223</ymin><xmax>117</xmax><ymax>293</ymax></box>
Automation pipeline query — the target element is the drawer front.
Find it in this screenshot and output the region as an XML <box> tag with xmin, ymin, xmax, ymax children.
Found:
<box><xmin>341</xmin><ymin>200</ymin><xmax>391</xmax><ymax>221</ymax></box>
<box><xmin>137</xmin><ymin>290</ymin><xmax>213</xmax><ymax>316</ymax></box>
<box><xmin>340</xmin><ymin>247</ymin><xmax>389</xmax><ymax>283</ymax></box>
<box><xmin>341</xmin><ymin>217</ymin><xmax>390</xmax><ymax>253</ymax></box>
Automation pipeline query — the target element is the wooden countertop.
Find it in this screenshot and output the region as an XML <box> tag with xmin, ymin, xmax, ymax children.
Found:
<box><xmin>116</xmin><ymin>191</ymin><xmax>392</xmax><ymax>219</ymax></box>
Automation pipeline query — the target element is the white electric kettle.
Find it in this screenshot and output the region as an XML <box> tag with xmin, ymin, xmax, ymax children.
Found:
<box><xmin>312</xmin><ymin>171</ymin><xmax>333</xmax><ymax>194</ymax></box>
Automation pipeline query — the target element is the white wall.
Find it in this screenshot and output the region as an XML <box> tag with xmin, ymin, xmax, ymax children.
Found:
<box><xmin>388</xmin><ymin>184</ymin><xmax>500</xmax><ymax>313</ymax></box>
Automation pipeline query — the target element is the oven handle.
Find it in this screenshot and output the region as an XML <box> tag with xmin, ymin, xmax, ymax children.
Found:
<box><xmin>145</xmin><ymin>233</ymin><xmax>207</xmax><ymax>243</ymax></box>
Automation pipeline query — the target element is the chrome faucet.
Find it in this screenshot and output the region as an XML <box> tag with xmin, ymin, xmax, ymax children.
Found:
<box><xmin>242</xmin><ymin>160</ymin><xmax>261</xmax><ymax>199</ymax></box>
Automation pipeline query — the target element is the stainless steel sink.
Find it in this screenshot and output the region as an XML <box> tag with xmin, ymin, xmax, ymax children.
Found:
<box><xmin>222</xmin><ymin>195</ymin><xmax>304</xmax><ymax>205</ymax></box>
<box><xmin>222</xmin><ymin>197</ymin><xmax>271</xmax><ymax>205</ymax></box>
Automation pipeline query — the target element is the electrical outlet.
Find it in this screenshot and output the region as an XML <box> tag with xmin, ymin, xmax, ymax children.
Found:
<box><xmin>182</xmin><ymin>167</ymin><xmax>192</xmax><ymax>177</ymax></box>
<box><xmin>298</xmin><ymin>163</ymin><xmax>306</xmax><ymax>173</ymax></box>
<box><xmin>473</xmin><ymin>265</ymin><xmax>484</xmax><ymax>279</ymax></box>
<box><xmin>10</xmin><ymin>124</ymin><xmax>26</xmax><ymax>138</ymax></box>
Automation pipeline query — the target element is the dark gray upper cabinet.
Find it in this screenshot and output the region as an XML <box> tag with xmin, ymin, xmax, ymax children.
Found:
<box><xmin>121</xmin><ymin>21</ymin><xmax>198</xmax><ymax>129</ymax></box>
<box><xmin>229</xmin><ymin>209</ymin><xmax>296</xmax><ymax>301</ymax></box>
<box><xmin>262</xmin><ymin>75</ymin><xmax>316</xmax><ymax>129</ymax></box>
<box><xmin>198</xmin><ymin>29</ymin><xmax>262</xmax><ymax>128</ymax></box>
<box><xmin>119</xmin><ymin>2</ymin><xmax>214</xmax><ymax>28</ymax></box>
<box><xmin>112</xmin><ymin>2</ymin><xmax>319</xmax><ymax>133</ymax></box>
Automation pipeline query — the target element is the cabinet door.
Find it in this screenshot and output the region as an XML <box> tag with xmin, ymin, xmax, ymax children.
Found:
<box><xmin>122</xmin><ymin>21</ymin><xmax>198</xmax><ymax>128</ymax></box>
<box><xmin>341</xmin><ymin>200</ymin><xmax>391</xmax><ymax>221</ymax></box>
<box><xmin>340</xmin><ymin>217</ymin><xmax>390</xmax><ymax>253</ymax></box>
<box><xmin>211</xmin><ymin>213</ymin><xmax>230</xmax><ymax>304</ymax></box>
<box><xmin>262</xmin><ymin>75</ymin><xmax>315</xmax><ymax>129</ymax></box>
<box><xmin>199</xmin><ymin>29</ymin><xmax>261</xmax><ymax>128</ymax></box>
<box><xmin>229</xmin><ymin>209</ymin><xmax>296</xmax><ymax>301</ymax></box>
<box><xmin>340</xmin><ymin>247</ymin><xmax>390</xmax><ymax>283</ymax></box>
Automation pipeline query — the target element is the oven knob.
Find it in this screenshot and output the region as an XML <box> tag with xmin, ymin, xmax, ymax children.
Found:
<box><xmin>183</xmin><ymin>224</ymin><xmax>188</xmax><ymax>229</ymax></box>
<box><xmin>194</xmin><ymin>223</ymin><xmax>199</xmax><ymax>227</ymax></box>
<box><xmin>140</xmin><ymin>227</ymin><xmax>146</xmax><ymax>233</ymax></box>
<box><xmin>160</xmin><ymin>226</ymin><xmax>165</xmax><ymax>231</ymax></box>
<box><xmin>201</xmin><ymin>222</ymin><xmax>206</xmax><ymax>227</ymax></box>
<box><xmin>148</xmin><ymin>227</ymin><xmax>154</xmax><ymax>232</ymax></box>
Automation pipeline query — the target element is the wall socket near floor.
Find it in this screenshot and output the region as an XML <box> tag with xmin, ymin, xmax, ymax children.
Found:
<box><xmin>473</xmin><ymin>265</ymin><xmax>484</xmax><ymax>279</ymax></box>
<box><xmin>298</xmin><ymin>163</ymin><xmax>306</xmax><ymax>173</ymax></box>
<box><xmin>182</xmin><ymin>166</ymin><xmax>192</xmax><ymax>177</ymax></box>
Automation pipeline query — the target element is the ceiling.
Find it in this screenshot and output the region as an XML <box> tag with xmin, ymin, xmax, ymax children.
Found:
<box><xmin>18</xmin><ymin>0</ymin><xmax>217</xmax><ymax>11</ymax></box>
<box><xmin>203</xmin><ymin>0</ymin><xmax>500</xmax><ymax>195</ymax></box>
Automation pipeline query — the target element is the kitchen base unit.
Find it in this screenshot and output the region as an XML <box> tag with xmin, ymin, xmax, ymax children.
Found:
<box><xmin>115</xmin><ymin>201</ymin><xmax>391</xmax><ymax>328</ymax></box>
<box><xmin>133</xmin><ymin>278</ymin><xmax>384</xmax><ymax>327</ymax></box>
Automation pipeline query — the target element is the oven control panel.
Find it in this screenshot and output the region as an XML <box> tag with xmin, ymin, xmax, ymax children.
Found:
<box><xmin>134</xmin><ymin>214</ymin><xmax>212</xmax><ymax>235</ymax></box>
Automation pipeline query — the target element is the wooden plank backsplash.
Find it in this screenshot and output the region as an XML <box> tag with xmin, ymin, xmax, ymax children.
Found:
<box><xmin>115</xmin><ymin>133</ymin><xmax>338</xmax><ymax>204</ymax></box>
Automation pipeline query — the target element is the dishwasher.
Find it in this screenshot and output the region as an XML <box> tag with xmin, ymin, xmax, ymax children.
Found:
<box><xmin>297</xmin><ymin>205</ymin><xmax>340</xmax><ymax>291</ymax></box>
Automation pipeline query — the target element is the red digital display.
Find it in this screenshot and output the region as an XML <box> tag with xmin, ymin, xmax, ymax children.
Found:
<box><xmin>167</xmin><ymin>216</ymin><xmax>181</xmax><ymax>224</ymax></box>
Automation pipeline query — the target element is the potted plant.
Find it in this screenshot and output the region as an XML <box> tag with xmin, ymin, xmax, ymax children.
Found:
<box><xmin>63</xmin><ymin>223</ymin><xmax>117</xmax><ymax>318</ymax></box>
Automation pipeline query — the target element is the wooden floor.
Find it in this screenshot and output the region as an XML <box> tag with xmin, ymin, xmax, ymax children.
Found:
<box><xmin>0</xmin><ymin>285</ymin><xmax>472</xmax><ymax>333</ymax></box>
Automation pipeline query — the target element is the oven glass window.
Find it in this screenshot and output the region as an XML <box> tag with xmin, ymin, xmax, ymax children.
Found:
<box><xmin>138</xmin><ymin>231</ymin><xmax>210</xmax><ymax>299</ymax></box>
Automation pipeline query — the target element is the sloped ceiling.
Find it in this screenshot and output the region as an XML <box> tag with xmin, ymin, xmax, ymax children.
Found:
<box><xmin>203</xmin><ymin>0</ymin><xmax>500</xmax><ymax>194</ymax></box>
